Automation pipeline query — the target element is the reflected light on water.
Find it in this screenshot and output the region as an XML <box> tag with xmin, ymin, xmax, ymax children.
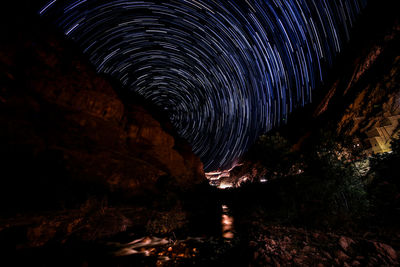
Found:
<box><xmin>221</xmin><ymin>205</ymin><xmax>234</xmax><ymax>239</ymax></box>
<box><xmin>110</xmin><ymin>236</ymin><xmax>204</xmax><ymax>265</ymax></box>
<box><xmin>112</xmin><ymin>236</ymin><xmax>170</xmax><ymax>257</ymax></box>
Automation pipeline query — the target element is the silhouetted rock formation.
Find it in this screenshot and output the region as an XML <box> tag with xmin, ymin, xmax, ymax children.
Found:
<box><xmin>0</xmin><ymin>18</ymin><xmax>205</xmax><ymax>213</ymax></box>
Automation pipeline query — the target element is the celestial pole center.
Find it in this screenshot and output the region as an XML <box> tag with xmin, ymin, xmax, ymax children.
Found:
<box><xmin>40</xmin><ymin>0</ymin><xmax>368</xmax><ymax>171</ymax></box>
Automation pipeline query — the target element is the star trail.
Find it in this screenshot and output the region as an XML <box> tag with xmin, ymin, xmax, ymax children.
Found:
<box><xmin>39</xmin><ymin>0</ymin><xmax>368</xmax><ymax>171</ymax></box>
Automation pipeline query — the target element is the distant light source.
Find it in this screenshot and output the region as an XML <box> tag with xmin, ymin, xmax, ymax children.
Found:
<box><xmin>218</xmin><ymin>182</ymin><xmax>233</xmax><ymax>189</ymax></box>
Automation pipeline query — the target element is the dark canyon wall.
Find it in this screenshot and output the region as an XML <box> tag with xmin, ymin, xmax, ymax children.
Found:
<box><xmin>0</xmin><ymin>18</ymin><xmax>205</xmax><ymax>212</ymax></box>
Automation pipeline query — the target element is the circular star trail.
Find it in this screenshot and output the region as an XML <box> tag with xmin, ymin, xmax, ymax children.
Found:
<box><xmin>40</xmin><ymin>0</ymin><xmax>368</xmax><ymax>171</ymax></box>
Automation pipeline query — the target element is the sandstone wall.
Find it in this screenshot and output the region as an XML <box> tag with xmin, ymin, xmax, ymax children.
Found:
<box><xmin>0</xmin><ymin>24</ymin><xmax>205</xmax><ymax>210</ymax></box>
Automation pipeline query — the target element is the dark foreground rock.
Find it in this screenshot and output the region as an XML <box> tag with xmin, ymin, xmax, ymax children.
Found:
<box><xmin>245</xmin><ymin>224</ymin><xmax>399</xmax><ymax>267</ymax></box>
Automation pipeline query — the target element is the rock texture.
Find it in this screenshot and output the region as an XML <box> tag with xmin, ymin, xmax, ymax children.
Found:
<box><xmin>335</xmin><ymin>23</ymin><xmax>400</xmax><ymax>142</ymax></box>
<box><xmin>292</xmin><ymin>11</ymin><xmax>400</xmax><ymax>155</ymax></box>
<box><xmin>0</xmin><ymin>20</ymin><xmax>205</xmax><ymax>212</ymax></box>
<box><xmin>246</xmin><ymin>224</ymin><xmax>399</xmax><ymax>266</ymax></box>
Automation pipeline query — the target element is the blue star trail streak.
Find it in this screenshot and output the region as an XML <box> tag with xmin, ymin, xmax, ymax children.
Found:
<box><xmin>40</xmin><ymin>0</ymin><xmax>368</xmax><ymax>171</ymax></box>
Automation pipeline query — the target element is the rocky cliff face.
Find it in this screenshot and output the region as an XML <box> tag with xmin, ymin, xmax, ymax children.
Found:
<box><xmin>336</xmin><ymin>24</ymin><xmax>400</xmax><ymax>141</ymax></box>
<box><xmin>302</xmin><ymin>13</ymin><xmax>400</xmax><ymax>155</ymax></box>
<box><xmin>220</xmin><ymin>2</ymin><xmax>400</xmax><ymax>186</ymax></box>
<box><xmin>0</xmin><ymin>21</ymin><xmax>205</xmax><ymax>212</ymax></box>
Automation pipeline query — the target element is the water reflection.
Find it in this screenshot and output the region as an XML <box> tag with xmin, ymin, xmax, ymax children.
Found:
<box><xmin>108</xmin><ymin>205</ymin><xmax>235</xmax><ymax>265</ymax></box>
<box><xmin>221</xmin><ymin>204</ymin><xmax>234</xmax><ymax>239</ymax></box>
<box><xmin>110</xmin><ymin>236</ymin><xmax>204</xmax><ymax>264</ymax></box>
<box><xmin>111</xmin><ymin>236</ymin><xmax>170</xmax><ymax>257</ymax></box>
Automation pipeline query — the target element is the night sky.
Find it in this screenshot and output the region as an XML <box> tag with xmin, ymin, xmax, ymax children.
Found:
<box><xmin>39</xmin><ymin>0</ymin><xmax>368</xmax><ymax>171</ymax></box>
